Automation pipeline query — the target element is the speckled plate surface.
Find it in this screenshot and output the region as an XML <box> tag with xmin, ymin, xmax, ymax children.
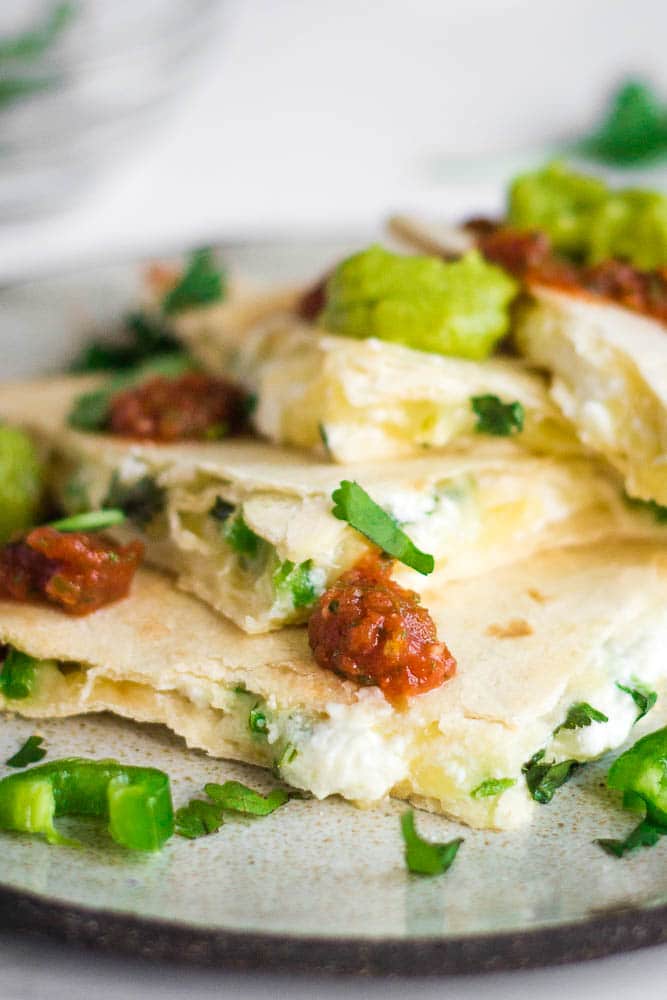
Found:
<box><xmin>1</xmin><ymin>246</ymin><xmax>667</xmax><ymax>975</ymax></box>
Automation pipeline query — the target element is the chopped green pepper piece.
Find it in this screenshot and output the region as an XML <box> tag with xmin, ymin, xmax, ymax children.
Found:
<box><xmin>272</xmin><ymin>559</ymin><xmax>318</xmax><ymax>608</ymax></box>
<box><xmin>0</xmin><ymin>425</ymin><xmax>43</xmax><ymax>543</ymax></box>
<box><xmin>471</xmin><ymin>395</ymin><xmax>524</xmax><ymax>436</ymax></box>
<box><xmin>0</xmin><ymin>649</ymin><xmax>39</xmax><ymax>701</ymax></box>
<box><xmin>48</xmin><ymin>509</ymin><xmax>126</xmax><ymax>533</ymax></box>
<box><xmin>0</xmin><ymin>758</ymin><xmax>174</xmax><ymax>850</ymax></box>
<box><xmin>162</xmin><ymin>248</ymin><xmax>226</xmax><ymax>314</ymax></box>
<box><xmin>606</xmin><ymin>726</ymin><xmax>667</xmax><ymax>826</ymax></box>
<box><xmin>320</xmin><ymin>246</ymin><xmax>517</xmax><ymax>360</ymax></box>
<box><xmin>400</xmin><ymin>810</ymin><xmax>463</xmax><ymax>876</ymax></box>
<box><xmin>249</xmin><ymin>706</ymin><xmax>269</xmax><ymax>736</ymax></box>
<box><xmin>6</xmin><ymin>735</ymin><xmax>47</xmax><ymax>769</ymax></box>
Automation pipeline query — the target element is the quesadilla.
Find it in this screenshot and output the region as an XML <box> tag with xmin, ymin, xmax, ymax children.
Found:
<box><xmin>1</xmin><ymin>540</ymin><xmax>666</xmax><ymax>830</ymax></box>
<box><xmin>2</xmin><ymin>377</ymin><xmax>662</xmax><ymax>635</ymax></box>
<box><xmin>166</xmin><ymin>274</ymin><xmax>581</xmax><ymax>464</ymax></box>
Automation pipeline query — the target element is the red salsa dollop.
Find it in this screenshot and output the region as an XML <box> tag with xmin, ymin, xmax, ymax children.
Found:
<box><xmin>469</xmin><ymin>222</ymin><xmax>667</xmax><ymax>325</ymax></box>
<box><xmin>0</xmin><ymin>527</ymin><xmax>143</xmax><ymax>616</ymax></box>
<box><xmin>108</xmin><ymin>372</ymin><xmax>249</xmax><ymax>442</ymax></box>
<box><xmin>308</xmin><ymin>556</ymin><xmax>456</xmax><ymax>703</ymax></box>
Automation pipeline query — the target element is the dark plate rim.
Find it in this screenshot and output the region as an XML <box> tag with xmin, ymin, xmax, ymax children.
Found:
<box><xmin>1</xmin><ymin>880</ymin><xmax>666</xmax><ymax>976</ymax></box>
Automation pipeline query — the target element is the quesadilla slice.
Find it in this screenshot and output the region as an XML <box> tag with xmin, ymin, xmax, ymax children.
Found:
<box><xmin>160</xmin><ymin>252</ymin><xmax>581</xmax><ymax>463</ymax></box>
<box><xmin>1</xmin><ymin>540</ymin><xmax>666</xmax><ymax>830</ymax></box>
<box><xmin>2</xmin><ymin>377</ymin><xmax>662</xmax><ymax>634</ymax></box>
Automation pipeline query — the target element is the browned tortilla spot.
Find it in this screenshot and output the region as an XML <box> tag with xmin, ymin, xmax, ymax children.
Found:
<box><xmin>486</xmin><ymin>619</ymin><xmax>533</xmax><ymax>639</ymax></box>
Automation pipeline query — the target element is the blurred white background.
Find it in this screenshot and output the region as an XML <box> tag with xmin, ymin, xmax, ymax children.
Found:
<box><xmin>0</xmin><ymin>0</ymin><xmax>666</xmax><ymax>281</ymax></box>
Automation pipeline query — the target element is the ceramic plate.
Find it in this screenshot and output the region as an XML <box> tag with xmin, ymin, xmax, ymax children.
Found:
<box><xmin>1</xmin><ymin>245</ymin><xmax>667</xmax><ymax>975</ymax></box>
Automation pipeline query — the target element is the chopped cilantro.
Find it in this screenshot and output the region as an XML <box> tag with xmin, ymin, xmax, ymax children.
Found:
<box><xmin>331</xmin><ymin>480</ymin><xmax>434</xmax><ymax>576</ymax></box>
<box><xmin>6</xmin><ymin>735</ymin><xmax>46</xmax><ymax>769</ymax></box>
<box><xmin>578</xmin><ymin>80</ymin><xmax>667</xmax><ymax>167</ymax></box>
<box><xmin>162</xmin><ymin>248</ymin><xmax>226</xmax><ymax>314</ymax></box>
<box><xmin>471</xmin><ymin>395</ymin><xmax>525</xmax><ymax>437</ymax></box>
<box><xmin>249</xmin><ymin>706</ymin><xmax>269</xmax><ymax>736</ymax></box>
<box><xmin>553</xmin><ymin>702</ymin><xmax>608</xmax><ymax>736</ymax></box>
<box><xmin>210</xmin><ymin>497</ymin><xmax>235</xmax><ymax>522</ymax></box>
<box><xmin>0</xmin><ymin>2</ymin><xmax>74</xmax><ymax>61</ymax></box>
<box><xmin>103</xmin><ymin>474</ymin><xmax>165</xmax><ymax>528</ymax></box>
<box><xmin>48</xmin><ymin>509</ymin><xmax>126</xmax><ymax>533</ymax></box>
<box><xmin>273</xmin><ymin>559</ymin><xmax>318</xmax><ymax>608</ymax></box>
<box><xmin>470</xmin><ymin>777</ymin><xmax>516</xmax><ymax>799</ymax></box>
<box><xmin>596</xmin><ymin>817</ymin><xmax>667</xmax><ymax>859</ymax></box>
<box><xmin>0</xmin><ymin>649</ymin><xmax>39</xmax><ymax>701</ymax></box>
<box><xmin>400</xmin><ymin>810</ymin><xmax>463</xmax><ymax>876</ymax></box>
<box><xmin>69</xmin><ymin>311</ymin><xmax>181</xmax><ymax>374</ymax></box>
<box><xmin>624</xmin><ymin>493</ymin><xmax>667</xmax><ymax>524</ymax></box>
<box><xmin>68</xmin><ymin>388</ymin><xmax>114</xmax><ymax>431</ymax></box>
<box><xmin>522</xmin><ymin>750</ymin><xmax>579</xmax><ymax>804</ymax></box>
<box><xmin>616</xmin><ymin>682</ymin><xmax>658</xmax><ymax>723</ymax></box>
<box><xmin>205</xmin><ymin>780</ymin><xmax>289</xmax><ymax>816</ymax></box>
<box><xmin>175</xmin><ymin>798</ymin><xmax>224</xmax><ymax>840</ymax></box>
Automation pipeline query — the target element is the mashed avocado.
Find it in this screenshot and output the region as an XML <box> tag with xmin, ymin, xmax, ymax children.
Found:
<box><xmin>0</xmin><ymin>426</ymin><xmax>43</xmax><ymax>543</ymax></box>
<box><xmin>319</xmin><ymin>246</ymin><xmax>518</xmax><ymax>361</ymax></box>
<box><xmin>508</xmin><ymin>162</ymin><xmax>667</xmax><ymax>269</ymax></box>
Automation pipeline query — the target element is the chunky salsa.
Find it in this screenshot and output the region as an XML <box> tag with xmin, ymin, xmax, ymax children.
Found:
<box><xmin>308</xmin><ymin>556</ymin><xmax>456</xmax><ymax>703</ymax></box>
<box><xmin>0</xmin><ymin>526</ymin><xmax>143</xmax><ymax>616</ymax></box>
<box><xmin>108</xmin><ymin>372</ymin><xmax>249</xmax><ymax>442</ymax></box>
<box><xmin>470</xmin><ymin>223</ymin><xmax>667</xmax><ymax>325</ymax></box>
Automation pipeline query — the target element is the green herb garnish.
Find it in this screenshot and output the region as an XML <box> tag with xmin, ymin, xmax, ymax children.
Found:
<box><xmin>249</xmin><ymin>707</ymin><xmax>269</xmax><ymax>736</ymax></box>
<box><xmin>69</xmin><ymin>311</ymin><xmax>181</xmax><ymax>374</ymax></box>
<box><xmin>175</xmin><ymin>798</ymin><xmax>224</xmax><ymax>840</ymax></box>
<box><xmin>522</xmin><ymin>750</ymin><xmax>579</xmax><ymax>804</ymax></box>
<box><xmin>616</xmin><ymin>682</ymin><xmax>658</xmax><ymax>723</ymax></box>
<box><xmin>400</xmin><ymin>810</ymin><xmax>463</xmax><ymax>876</ymax></box>
<box><xmin>596</xmin><ymin>817</ymin><xmax>666</xmax><ymax>859</ymax></box>
<box><xmin>553</xmin><ymin>702</ymin><xmax>609</xmax><ymax>736</ymax></box>
<box><xmin>205</xmin><ymin>780</ymin><xmax>289</xmax><ymax>816</ymax></box>
<box><xmin>471</xmin><ymin>395</ymin><xmax>525</xmax><ymax>437</ymax></box>
<box><xmin>0</xmin><ymin>3</ymin><xmax>74</xmax><ymax>60</ymax></box>
<box><xmin>470</xmin><ymin>778</ymin><xmax>516</xmax><ymax>800</ymax></box>
<box><xmin>6</xmin><ymin>735</ymin><xmax>46</xmax><ymax>769</ymax></box>
<box><xmin>331</xmin><ymin>480</ymin><xmax>434</xmax><ymax>575</ymax></box>
<box><xmin>624</xmin><ymin>494</ymin><xmax>667</xmax><ymax>524</ymax></box>
<box><xmin>48</xmin><ymin>509</ymin><xmax>126</xmax><ymax>533</ymax></box>
<box><xmin>103</xmin><ymin>474</ymin><xmax>165</xmax><ymax>528</ymax></box>
<box><xmin>578</xmin><ymin>80</ymin><xmax>667</xmax><ymax>167</ymax></box>
<box><xmin>0</xmin><ymin>649</ymin><xmax>39</xmax><ymax>701</ymax></box>
<box><xmin>162</xmin><ymin>248</ymin><xmax>226</xmax><ymax>314</ymax></box>
<box><xmin>223</xmin><ymin>513</ymin><xmax>263</xmax><ymax>557</ymax></box>
<box><xmin>273</xmin><ymin>559</ymin><xmax>318</xmax><ymax>608</ymax></box>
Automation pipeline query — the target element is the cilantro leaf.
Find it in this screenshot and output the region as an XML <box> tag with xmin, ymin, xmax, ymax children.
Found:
<box><xmin>69</xmin><ymin>311</ymin><xmax>181</xmax><ymax>374</ymax></box>
<box><xmin>470</xmin><ymin>777</ymin><xmax>516</xmax><ymax>799</ymax></box>
<box><xmin>0</xmin><ymin>649</ymin><xmax>39</xmax><ymax>701</ymax></box>
<box><xmin>596</xmin><ymin>817</ymin><xmax>667</xmax><ymax>858</ymax></box>
<box><xmin>6</xmin><ymin>734</ymin><xmax>47</xmax><ymax>769</ymax></box>
<box><xmin>578</xmin><ymin>80</ymin><xmax>667</xmax><ymax>167</ymax></box>
<box><xmin>0</xmin><ymin>2</ymin><xmax>74</xmax><ymax>61</ymax></box>
<box><xmin>272</xmin><ymin>559</ymin><xmax>318</xmax><ymax>608</ymax></box>
<box><xmin>103</xmin><ymin>474</ymin><xmax>165</xmax><ymax>528</ymax></box>
<box><xmin>400</xmin><ymin>810</ymin><xmax>463</xmax><ymax>876</ymax></box>
<box><xmin>471</xmin><ymin>395</ymin><xmax>525</xmax><ymax>436</ymax></box>
<box><xmin>162</xmin><ymin>248</ymin><xmax>226</xmax><ymax>314</ymax></box>
<box><xmin>48</xmin><ymin>509</ymin><xmax>126</xmax><ymax>533</ymax></box>
<box><xmin>204</xmin><ymin>780</ymin><xmax>289</xmax><ymax>816</ymax></box>
<box><xmin>331</xmin><ymin>480</ymin><xmax>434</xmax><ymax>576</ymax></box>
<box><xmin>616</xmin><ymin>682</ymin><xmax>658</xmax><ymax>723</ymax></box>
<box><xmin>553</xmin><ymin>702</ymin><xmax>609</xmax><ymax>736</ymax></box>
<box><xmin>522</xmin><ymin>750</ymin><xmax>579</xmax><ymax>804</ymax></box>
<box><xmin>175</xmin><ymin>798</ymin><xmax>224</xmax><ymax>839</ymax></box>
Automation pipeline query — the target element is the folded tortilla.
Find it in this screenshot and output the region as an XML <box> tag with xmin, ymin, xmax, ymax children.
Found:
<box><xmin>2</xmin><ymin>540</ymin><xmax>666</xmax><ymax>830</ymax></box>
<box><xmin>169</xmin><ymin>281</ymin><xmax>580</xmax><ymax>462</ymax></box>
<box><xmin>515</xmin><ymin>284</ymin><xmax>667</xmax><ymax>507</ymax></box>
<box><xmin>2</xmin><ymin>376</ymin><xmax>662</xmax><ymax>635</ymax></box>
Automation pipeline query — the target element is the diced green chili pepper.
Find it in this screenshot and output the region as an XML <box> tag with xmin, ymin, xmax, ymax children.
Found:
<box><xmin>607</xmin><ymin>726</ymin><xmax>667</xmax><ymax>826</ymax></box>
<box><xmin>0</xmin><ymin>649</ymin><xmax>39</xmax><ymax>700</ymax></box>
<box><xmin>0</xmin><ymin>758</ymin><xmax>174</xmax><ymax>851</ymax></box>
